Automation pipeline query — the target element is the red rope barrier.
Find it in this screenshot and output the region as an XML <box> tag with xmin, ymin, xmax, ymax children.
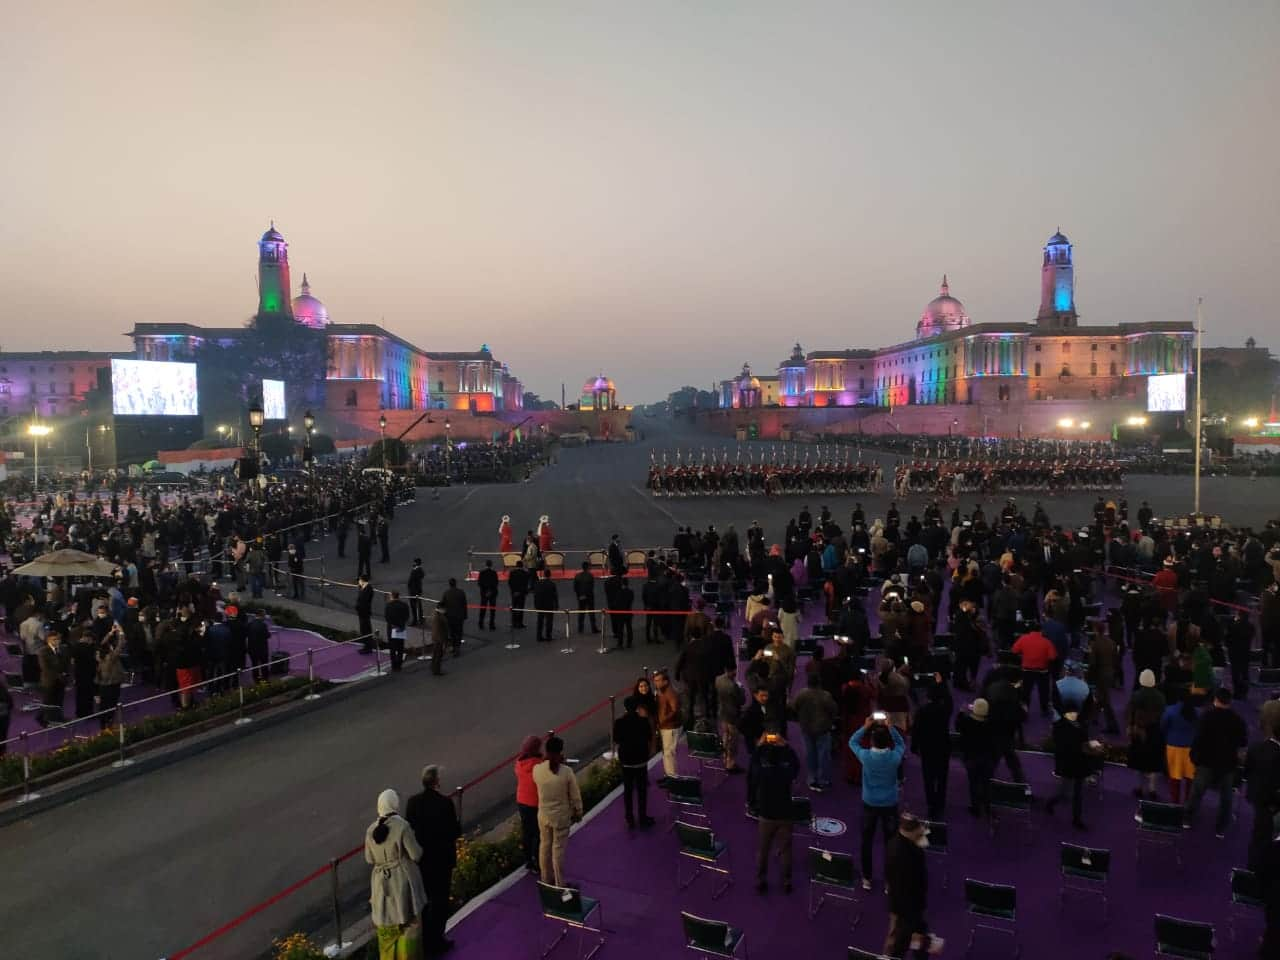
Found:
<box><xmin>1097</xmin><ymin>565</ymin><xmax>1259</xmax><ymax>615</ymax></box>
<box><xmin>166</xmin><ymin>846</ymin><xmax>362</xmax><ymax>959</ymax></box>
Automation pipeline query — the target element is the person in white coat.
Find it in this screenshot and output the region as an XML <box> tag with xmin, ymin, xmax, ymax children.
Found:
<box><xmin>365</xmin><ymin>788</ymin><xmax>427</xmax><ymax>959</ymax></box>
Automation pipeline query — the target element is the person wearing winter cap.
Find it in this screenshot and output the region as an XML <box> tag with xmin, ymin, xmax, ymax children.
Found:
<box><xmin>955</xmin><ymin>699</ymin><xmax>996</xmax><ymax>817</ymax></box>
<box><xmin>1126</xmin><ymin>669</ymin><xmax>1167</xmax><ymax>800</ymax></box>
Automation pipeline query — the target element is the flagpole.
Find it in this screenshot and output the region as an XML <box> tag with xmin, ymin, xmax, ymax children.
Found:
<box><xmin>1193</xmin><ymin>297</ymin><xmax>1204</xmax><ymax>516</ymax></box>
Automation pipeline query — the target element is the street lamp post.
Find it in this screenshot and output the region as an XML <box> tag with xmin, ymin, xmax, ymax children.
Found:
<box><xmin>303</xmin><ymin>408</ymin><xmax>316</xmax><ymax>497</ymax></box>
<box><xmin>248</xmin><ymin>402</ymin><xmax>265</xmax><ymax>499</ymax></box>
<box><xmin>28</xmin><ymin>421</ymin><xmax>52</xmax><ymax>495</ymax></box>
<box><xmin>378</xmin><ymin>413</ymin><xmax>387</xmax><ymax>469</ymax></box>
<box><xmin>303</xmin><ymin>410</ymin><xmax>317</xmax><ymax>530</ymax></box>
<box><xmin>444</xmin><ymin>417</ymin><xmax>452</xmax><ymax>482</ymax></box>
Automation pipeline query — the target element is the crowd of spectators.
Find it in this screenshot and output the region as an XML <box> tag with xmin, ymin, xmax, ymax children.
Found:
<box><xmin>583</xmin><ymin>499</ymin><xmax>1280</xmax><ymax>956</ymax></box>
<box><xmin>0</xmin><ymin>464</ymin><xmax>413</xmax><ymax>738</ymax></box>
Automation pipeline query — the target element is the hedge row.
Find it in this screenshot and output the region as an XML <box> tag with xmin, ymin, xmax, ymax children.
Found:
<box><xmin>0</xmin><ymin>675</ymin><xmax>323</xmax><ymax>789</ymax></box>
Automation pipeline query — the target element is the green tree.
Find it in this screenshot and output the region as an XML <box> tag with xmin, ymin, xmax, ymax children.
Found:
<box><xmin>667</xmin><ymin>386</ymin><xmax>717</xmax><ymax>411</ymax></box>
<box><xmin>192</xmin><ymin>316</ymin><xmax>328</xmax><ymax>427</ymax></box>
<box><xmin>522</xmin><ymin>391</ymin><xmax>559</xmax><ymax>411</ymax></box>
<box><xmin>366</xmin><ymin>437</ymin><xmax>408</xmax><ymax>468</ymax></box>
<box><xmin>1201</xmin><ymin>351</ymin><xmax>1279</xmax><ymax>419</ymax></box>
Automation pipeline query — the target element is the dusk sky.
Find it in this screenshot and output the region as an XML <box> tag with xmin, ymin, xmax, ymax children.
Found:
<box><xmin>2</xmin><ymin>1</ymin><xmax>1276</xmax><ymax>402</ymax></box>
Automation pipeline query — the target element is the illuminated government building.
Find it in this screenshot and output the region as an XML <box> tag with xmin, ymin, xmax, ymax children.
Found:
<box><xmin>129</xmin><ymin>224</ymin><xmax>523</xmax><ymax>414</ymax></box>
<box><xmin>718</xmin><ymin>231</ymin><xmax>1194</xmax><ymax>412</ymax></box>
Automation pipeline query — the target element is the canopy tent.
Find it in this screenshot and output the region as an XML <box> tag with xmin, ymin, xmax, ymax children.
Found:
<box><xmin>12</xmin><ymin>548</ymin><xmax>119</xmax><ymax>579</ymax></box>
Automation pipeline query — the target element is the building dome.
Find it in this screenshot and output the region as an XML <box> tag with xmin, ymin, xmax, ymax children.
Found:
<box><xmin>261</xmin><ymin>222</ymin><xmax>285</xmax><ymax>243</ymax></box>
<box><xmin>1047</xmin><ymin>230</ymin><xmax>1070</xmax><ymax>245</ymax></box>
<box><xmin>917</xmin><ymin>275</ymin><xmax>970</xmax><ymax>339</ymax></box>
<box><xmin>291</xmin><ymin>274</ymin><xmax>329</xmax><ymax>328</ymax></box>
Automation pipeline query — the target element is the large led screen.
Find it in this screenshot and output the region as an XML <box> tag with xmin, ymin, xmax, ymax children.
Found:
<box><xmin>111</xmin><ymin>359</ymin><xmax>200</xmax><ymax>416</ymax></box>
<box><xmin>1147</xmin><ymin>373</ymin><xmax>1187</xmax><ymax>413</ymax></box>
<box><xmin>263</xmin><ymin>379</ymin><xmax>286</xmax><ymax>420</ymax></box>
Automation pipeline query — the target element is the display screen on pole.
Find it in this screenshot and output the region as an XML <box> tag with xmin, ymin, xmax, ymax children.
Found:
<box><xmin>262</xmin><ymin>379</ymin><xmax>287</xmax><ymax>420</ymax></box>
<box><xmin>1147</xmin><ymin>373</ymin><xmax>1187</xmax><ymax>413</ymax></box>
<box><xmin>111</xmin><ymin>359</ymin><xmax>200</xmax><ymax>416</ymax></box>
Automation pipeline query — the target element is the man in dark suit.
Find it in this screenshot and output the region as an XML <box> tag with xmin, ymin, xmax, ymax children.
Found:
<box><xmin>356</xmin><ymin>524</ymin><xmax>373</xmax><ymax>580</ymax></box>
<box><xmin>607</xmin><ymin>534</ymin><xmax>625</xmax><ymax>577</ymax></box>
<box><xmin>476</xmin><ymin>561</ymin><xmax>499</xmax><ymax>631</ymax></box>
<box><xmin>572</xmin><ymin>561</ymin><xmax>599</xmax><ymax>634</ymax></box>
<box><xmin>533</xmin><ymin>569</ymin><xmax>559</xmax><ymax>643</ymax></box>
<box><xmin>508</xmin><ymin>561</ymin><xmax>530</xmax><ymax>629</ymax></box>
<box><xmin>246</xmin><ymin>610</ymin><xmax>271</xmax><ymax>683</ymax></box>
<box><xmin>407</xmin><ymin>558</ymin><xmax>426</xmax><ymax>626</ymax></box>
<box><xmin>383</xmin><ymin>590</ymin><xmax>410</xmax><ymax>672</ymax></box>
<box><xmin>405</xmin><ymin>765</ymin><xmax>461</xmax><ymax>956</ymax></box>
<box><xmin>440</xmin><ymin>578</ymin><xmax>468</xmax><ymax>655</ymax></box>
<box><xmin>1246</xmin><ymin>704</ymin><xmax>1280</xmax><ymax>870</ymax></box>
<box><xmin>356</xmin><ymin>576</ymin><xmax>374</xmax><ymax>653</ymax></box>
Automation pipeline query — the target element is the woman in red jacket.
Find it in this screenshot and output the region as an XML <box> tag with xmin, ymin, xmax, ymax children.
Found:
<box><xmin>513</xmin><ymin>735</ymin><xmax>543</xmax><ymax>873</ymax></box>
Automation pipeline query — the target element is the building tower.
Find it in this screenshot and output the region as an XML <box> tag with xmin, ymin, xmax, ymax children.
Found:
<box><xmin>1037</xmin><ymin>229</ymin><xmax>1076</xmax><ymax>327</ymax></box>
<box><xmin>257</xmin><ymin>222</ymin><xmax>293</xmax><ymax>321</ymax></box>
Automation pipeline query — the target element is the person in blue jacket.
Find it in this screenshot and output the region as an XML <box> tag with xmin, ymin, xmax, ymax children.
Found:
<box><xmin>850</xmin><ymin>714</ymin><xmax>907</xmax><ymax>889</ymax></box>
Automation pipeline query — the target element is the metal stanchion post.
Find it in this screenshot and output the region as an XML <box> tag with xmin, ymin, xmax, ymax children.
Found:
<box><xmin>417</xmin><ymin>615</ymin><xmax>430</xmax><ymax>661</ymax></box>
<box><xmin>504</xmin><ymin>605</ymin><xmax>521</xmax><ymax>651</ymax></box>
<box><xmin>372</xmin><ymin>629</ymin><xmax>383</xmax><ymax>676</ymax></box>
<box><xmin>234</xmin><ymin>682</ymin><xmax>252</xmax><ymax>725</ymax></box>
<box><xmin>320</xmin><ymin>556</ymin><xmax>326</xmax><ymax>609</ymax></box>
<box><xmin>453</xmin><ymin>785</ymin><xmax>464</xmax><ymax>828</ymax></box>
<box><xmin>325</xmin><ymin>857</ymin><xmax>351</xmax><ymax>958</ymax></box>
<box><xmin>111</xmin><ymin>702</ymin><xmax>133</xmax><ymax>768</ymax></box>
<box><xmin>15</xmin><ymin>732</ymin><xmax>40</xmax><ymax>805</ymax></box>
<box><xmin>595</xmin><ymin>608</ymin><xmax>608</xmax><ymax>655</ymax></box>
<box><xmin>559</xmin><ymin>610</ymin><xmax>575</xmax><ymax>655</ymax></box>
<box><xmin>305</xmin><ymin>649</ymin><xmax>321</xmax><ymax>701</ymax></box>
<box><xmin>602</xmin><ymin>695</ymin><xmax>617</xmax><ymax>760</ymax></box>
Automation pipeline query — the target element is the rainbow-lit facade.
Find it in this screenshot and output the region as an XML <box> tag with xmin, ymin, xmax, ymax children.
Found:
<box><xmin>721</xmin><ymin>230</ymin><xmax>1194</xmax><ymax>409</ymax></box>
<box><xmin>130</xmin><ymin>225</ymin><xmax>522</xmax><ymax>415</ymax></box>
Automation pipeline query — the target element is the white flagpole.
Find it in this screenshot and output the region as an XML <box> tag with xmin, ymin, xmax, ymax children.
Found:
<box><xmin>1193</xmin><ymin>297</ymin><xmax>1204</xmax><ymax>516</ymax></box>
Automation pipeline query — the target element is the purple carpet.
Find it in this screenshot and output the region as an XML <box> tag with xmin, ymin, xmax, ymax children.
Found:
<box><xmin>446</xmin><ymin>734</ymin><xmax>1265</xmax><ymax>959</ymax></box>
<box><xmin>443</xmin><ymin>575</ymin><xmax>1271</xmax><ymax>960</ymax></box>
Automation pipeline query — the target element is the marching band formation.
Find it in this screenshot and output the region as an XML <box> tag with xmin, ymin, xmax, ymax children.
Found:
<box><xmin>893</xmin><ymin>458</ymin><xmax>1126</xmax><ymax>498</ymax></box>
<box><xmin>645</xmin><ymin>443</ymin><xmax>1126</xmax><ymax>500</ymax></box>
<box><xmin>647</xmin><ymin>448</ymin><xmax>883</xmax><ymax>498</ymax></box>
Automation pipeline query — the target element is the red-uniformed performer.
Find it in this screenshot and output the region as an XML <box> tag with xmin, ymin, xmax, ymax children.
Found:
<box><xmin>537</xmin><ymin>514</ymin><xmax>554</xmax><ymax>553</ymax></box>
<box><xmin>499</xmin><ymin>515</ymin><xmax>513</xmax><ymax>553</ymax></box>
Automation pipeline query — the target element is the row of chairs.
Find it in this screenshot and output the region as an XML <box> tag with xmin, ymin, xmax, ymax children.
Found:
<box><xmin>537</xmin><ymin>756</ymin><xmax>1262</xmax><ymax>960</ymax></box>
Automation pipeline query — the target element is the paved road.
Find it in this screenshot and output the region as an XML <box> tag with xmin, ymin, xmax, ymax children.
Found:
<box><xmin>2</xmin><ymin>417</ymin><xmax>1276</xmax><ymax>959</ymax></box>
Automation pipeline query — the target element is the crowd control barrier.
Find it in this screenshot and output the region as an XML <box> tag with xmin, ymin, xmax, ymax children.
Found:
<box><xmin>160</xmin><ymin>679</ymin><xmax>643</xmax><ymax>959</ymax></box>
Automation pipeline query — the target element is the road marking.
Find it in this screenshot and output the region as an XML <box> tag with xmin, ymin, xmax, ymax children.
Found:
<box><xmin>630</xmin><ymin>484</ymin><xmax>679</xmax><ymax>524</ymax></box>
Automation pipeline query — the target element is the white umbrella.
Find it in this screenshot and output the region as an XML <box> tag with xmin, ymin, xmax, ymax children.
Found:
<box><xmin>12</xmin><ymin>548</ymin><xmax>119</xmax><ymax>578</ymax></box>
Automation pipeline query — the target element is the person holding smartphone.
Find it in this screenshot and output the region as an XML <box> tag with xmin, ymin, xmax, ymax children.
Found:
<box><xmin>849</xmin><ymin>712</ymin><xmax>907</xmax><ymax>890</ymax></box>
